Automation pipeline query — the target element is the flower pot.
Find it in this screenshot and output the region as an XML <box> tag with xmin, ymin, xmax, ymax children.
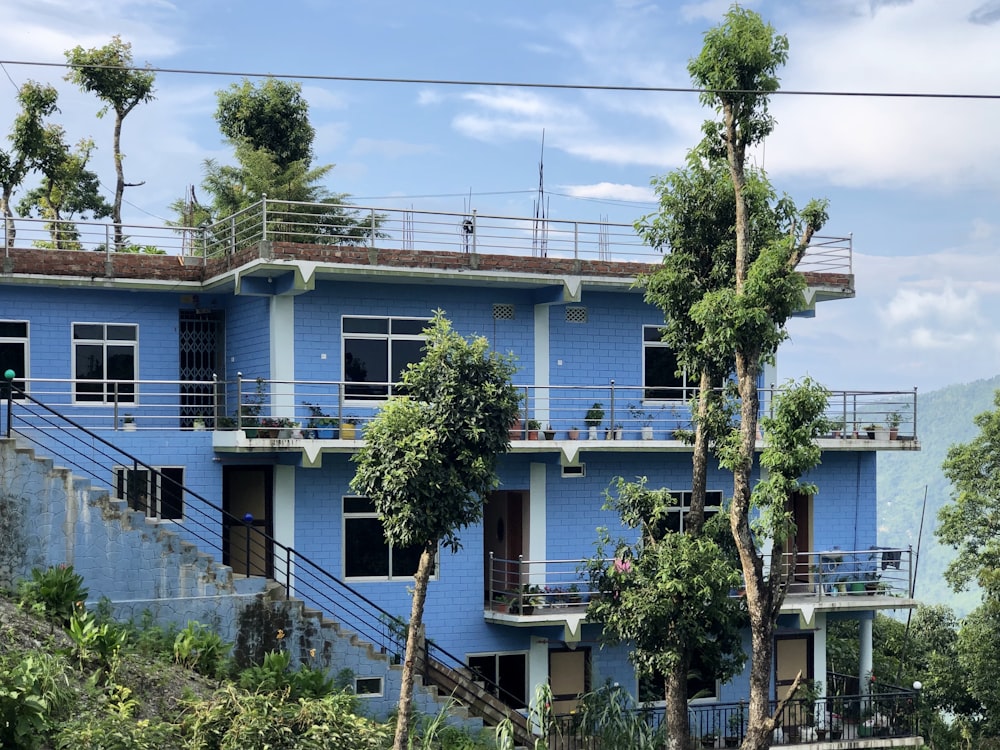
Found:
<box><xmin>123</xmin><ymin>422</ymin><xmax>136</xmax><ymax>432</ymax></box>
<box><xmin>543</xmin><ymin>430</ymin><xmax>556</xmax><ymax>441</ymax></box>
<box><xmin>567</xmin><ymin>428</ymin><xmax>580</xmax><ymax>440</ymax></box>
<box><xmin>317</xmin><ymin>427</ymin><xmax>335</xmax><ymax>439</ymax></box>
<box><xmin>340</xmin><ymin>423</ymin><xmax>357</xmax><ymax>440</ymax></box>
<box><xmin>641</xmin><ymin>425</ymin><xmax>654</xmax><ymax>440</ymax></box>
<box><xmin>588</xmin><ymin>426</ymin><xmax>599</xmax><ymax>440</ymax></box>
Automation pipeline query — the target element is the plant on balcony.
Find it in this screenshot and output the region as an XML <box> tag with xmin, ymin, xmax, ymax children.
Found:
<box><xmin>526</xmin><ymin>419</ymin><xmax>541</xmax><ymax>440</ymax></box>
<box><xmin>887</xmin><ymin>409</ymin><xmax>902</xmax><ymax>439</ymax></box>
<box><xmin>543</xmin><ymin>424</ymin><xmax>556</xmax><ymax>440</ymax></box>
<box><xmin>567</xmin><ymin>425</ymin><xmax>580</xmax><ymax>440</ymax></box>
<box><xmin>584</xmin><ymin>402</ymin><xmax>604</xmax><ymax>440</ymax></box>
<box><xmin>628</xmin><ymin>403</ymin><xmax>655</xmax><ymax>440</ymax></box>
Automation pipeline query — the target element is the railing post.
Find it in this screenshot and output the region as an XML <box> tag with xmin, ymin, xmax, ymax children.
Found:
<box><xmin>261</xmin><ymin>194</ymin><xmax>268</xmax><ymax>243</ymax></box>
<box><xmin>229</xmin><ymin>215</ymin><xmax>236</xmax><ymax>256</ymax></box>
<box><xmin>370</xmin><ymin>207</ymin><xmax>376</xmax><ymax>250</ymax></box>
<box><xmin>244</xmin><ymin>512</ymin><xmax>254</xmax><ymax>576</ymax></box>
<box><xmin>609</xmin><ymin>379</ymin><xmax>616</xmax><ymax>439</ymax></box>
<box><xmin>112</xmin><ymin>382</ymin><xmax>119</xmax><ymax>429</ymax></box>
<box><xmin>237</xmin><ymin>372</ymin><xmax>244</xmax><ymax>429</ymax></box>
<box><xmin>912</xmin><ymin>386</ymin><xmax>918</xmax><ymax>440</ymax></box>
<box><xmin>471</xmin><ymin>209</ymin><xmax>477</xmax><ymax>254</ymax></box>
<box><xmin>488</xmin><ymin>551</ymin><xmax>494</xmax><ymax>609</ymax></box>
<box><xmin>518</xmin><ymin>554</ymin><xmax>524</xmax><ymax>609</ymax></box>
<box><xmin>573</xmin><ymin>221</ymin><xmax>579</xmax><ymax>260</ymax></box>
<box><xmin>2</xmin><ymin>368</ymin><xmax>13</xmax><ymax>438</ymax></box>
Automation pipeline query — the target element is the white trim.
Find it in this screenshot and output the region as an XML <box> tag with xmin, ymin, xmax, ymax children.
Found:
<box><xmin>340</xmin><ymin>314</ymin><xmax>430</xmax><ymax>403</ymax></box>
<box><xmin>341</xmin><ymin>495</ymin><xmax>438</xmax><ymax>582</ymax></box>
<box><xmin>528</xmin><ymin>463</ymin><xmax>546</xmax><ymax>587</ymax></box>
<box><xmin>533</xmin><ymin>304</ymin><xmax>549</xmax><ymax>424</ymax></box>
<box><xmin>112</xmin><ymin>464</ymin><xmax>184</xmax><ymax>521</ymax></box>
<box><xmin>0</xmin><ymin>320</ymin><xmax>29</xmax><ymax>394</ymax></box>
<box><xmin>270</xmin><ymin>297</ymin><xmax>295</xmax><ymax>417</ymax></box>
<box><xmin>70</xmin><ymin>321</ymin><xmax>139</xmax><ymax>405</ymax></box>
<box><xmin>641</xmin><ymin>324</ymin><xmax>690</xmax><ymax>402</ymax></box>
<box><xmin>354</xmin><ymin>676</ymin><xmax>384</xmax><ymax>698</ymax></box>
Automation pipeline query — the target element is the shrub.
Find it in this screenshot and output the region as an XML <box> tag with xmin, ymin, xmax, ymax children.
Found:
<box><xmin>17</xmin><ymin>565</ymin><xmax>88</xmax><ymax>627</ymax></box>
<box><xmin>237</xmin><ymin>649</ymin><xmax>337</xmax><ymax>700</ymax></box>
<box><xmin>173</xmin><ymin>621</ymin><xmax>230</xmax><ymax>679</ymax></box>
<box><xmin>0</xmin><ymin>653</ymin><xmax>74</xmax><ymax>750</ymax></box>
<box><xmin>54</xmin><ymin>714</ymin><xmax>182</xmax><ymax>750</ymax></box>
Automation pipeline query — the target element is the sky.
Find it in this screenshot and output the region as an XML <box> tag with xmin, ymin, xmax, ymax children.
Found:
<box><xmin>1</xmin><ymin>0</ymin><xmax>999</xmax><ymax>396</ymax></box>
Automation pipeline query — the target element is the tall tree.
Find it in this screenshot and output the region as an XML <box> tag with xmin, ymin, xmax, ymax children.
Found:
<box><xmin>17</xmin><ymin>132</ymin><xmax>111</xmax><ymax>250</ymax></box>
<box><xmin>688</xmin><ymin>9</ymin><xmax>829</xmax><ymax>748</ymax></box>
<box><xmin>350</xmin><ymin>312</ymin><xmax>520</xmax><ymax>750</ymax></box>
<box><xmin>937</xmin><ymin>389</ymin><xmax>1000</xmax><ymax>598</ymax></box>
<box><xmin>0</xmin><ymin>81</ymin><xmax>59</xmax><ymax>249</ymax></box>
<box><xmin>216</xmin><ymin>78</ymin><xmax>315</xmax><ymax>169</ymax></box>
<box><xmin>586</xmin><ymin>479</ymin><xmax>746</xmax><ymax>750</ymax></box>
<box><xmin>65</xmin><ymin>35</ymin><xmax>155</xmax><ymax>249</ymax></box>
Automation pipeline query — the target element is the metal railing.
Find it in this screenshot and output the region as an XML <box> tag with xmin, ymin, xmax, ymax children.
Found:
<box><xmin>771</xmin><ymin>548</ymin><xmax>914</xmax><ymax>600</ymax></box>
<box><xmin>2</xmin><ymin>198</ymin><xmax>853</xmax><ymax>275</ymax></box>
<box><xmin>549</xmin><ymin>688</ymin><xmax>919</xmax><ymax>747</ymax></box>
<box><xmin>6</xmin><ymin>377</ymin><xmax>920</xmax><ymax>448</ymax></box>
<box><xmin>0</xmin><ymin>379</ymin><xmax>527</xmax><ymax>713</ymax></box>
<box><xmin>487</xmin><ymin>554</ymin><xmax>598</xmax><ymax>615</ymax></box>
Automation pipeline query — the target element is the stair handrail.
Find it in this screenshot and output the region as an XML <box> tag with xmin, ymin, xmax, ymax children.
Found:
<box><xmin>0</xmin><ymin>378</ymin><xmax>529</xmax><ymax>718</ymax></box>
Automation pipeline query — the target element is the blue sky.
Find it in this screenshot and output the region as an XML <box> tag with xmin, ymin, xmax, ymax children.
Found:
<box><xmin>2</xmin><ymin>0</ymin><xmax>999</xmax><ymax>395</ymax></box>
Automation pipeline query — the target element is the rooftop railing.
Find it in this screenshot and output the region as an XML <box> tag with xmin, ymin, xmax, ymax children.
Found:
<box><xmin>2</xmin><ymin>199</ymin><xmax>852</xmax><ymax>275</ymax></box>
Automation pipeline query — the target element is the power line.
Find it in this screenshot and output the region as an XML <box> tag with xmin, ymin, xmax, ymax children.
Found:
<box><xmin>2</xmin><ymin>59</ymin><xmax>1000</xmax><ymax>101</ymax></box>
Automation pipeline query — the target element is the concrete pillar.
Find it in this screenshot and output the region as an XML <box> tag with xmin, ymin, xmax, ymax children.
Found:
<box><xmin>859</xmin><ymin>613</ymin><xmax>873</xmax><ymax>695</ymax></box>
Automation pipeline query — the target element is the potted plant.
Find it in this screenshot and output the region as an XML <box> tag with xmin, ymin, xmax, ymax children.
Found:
<box><xmin>509</xmin><ymin>416</ymin><xmax>523</xmax><ymax>440</ymax></box>
<box><xmin>628</xmin><ymin>403</ymin><xmax>655</xmax><ymax>440</ymax></box>
<box><xmin>887</xmin><ymin>410</ymin><xmax>902</xmax><ymax>439</ymax></box>
<box><xmin>340</xmin><ymin>415</ymin><xmax>360</xmax><ymax>440</ymax></box>
<box><xmin>542</xmin><ymin>424</ymin><xmax>556</xmax><ymax>440</ymax></box>
<box><xmin>829</xmin><ymin>418</ymin><xmax>844</xmax><ymax>439</ymax></box>
<box><xmin>567</xmin><ymin>425</ymin><xmax>580</xmax><ymax>440</ymax></box>
<box><xmin>864</xmin><ymin>423</ymin><xmax>878</xmax><ymax>440</ymax></box>
<box><xmin>725</xmin><ymin>709</ymin><xmax>746</xmax><ymax>747</ymax></box>
<box><xmin>526</xmin><ymin>419</ymin><xmax>541</xmax><ymax>440</ymax></box>
<box><xmin>584</xmin><ymin>402</ymin><xmax>604</xmax><ymax>440</ymax></box>
<box><xmin>303</xmin><ymin>402</ymin><xmax>334</xmax><ymax>438</ymax></box>
<box><xmin>606</xmin><ymin>423</ymin><xmax>624</xmax><ymax>441</ymax></box>
<box><xmin>241</xmin><ymin>376</ymin><xmax>267</xmax><ymax>436</ymax></box>
<box><xmin>700</xmin><ymin>731</ymin><xmax>718</xmax><ymax>748</ymax></box>
<box><xmin>122</xmin><ymin>414</ymin><xmax>136</xmax><ymax>432</ymax></box>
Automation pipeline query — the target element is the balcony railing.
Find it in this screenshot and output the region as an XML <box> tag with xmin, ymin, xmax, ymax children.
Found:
<box><xmin>4</xmin><ymin>378</ymin><xmax>920</xmax><ymax>448</ymax></box>
<box><xmin>548</xmin><ymin>686</ymin><xmax>920</xmax><ymax>747</ymax></box>
<box><xmin>2</xmin><ymin>199</ymin><xmax>852</xmax><ymax>276</ymax></box>
<box><xmin>772</xmin><ymin>548</ymin><xmax>914</xmax><ymax>601</ymax></box>
<box><xmin>487</xmin><ymin>554</ymin><xmax>597</xmax><ymax>616</ymax></box>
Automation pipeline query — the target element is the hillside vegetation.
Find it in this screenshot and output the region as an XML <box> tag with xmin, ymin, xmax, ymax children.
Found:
<box><xmin>877</xmin><ymin>374</ymin><xmax>1000</xmax><ymax>616</ymax></box>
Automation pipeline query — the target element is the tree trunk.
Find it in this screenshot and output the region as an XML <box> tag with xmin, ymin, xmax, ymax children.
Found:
<box><xmin>113</xmin><ymin>112</ymin><xmax>124</xmax><ymax>250</ymax></box>
<box><xmin>686</xmin><ymin>369</ymin><xmax>713</xmax><ymax>536</ymax></box>
<box><xmin>1</xmin><ymin>192</ymin><xmax>14</xmax><ymax>250</ymax></box>
<box><xmin>664</xmin><ymin>656</ymin><xmax>691</xmax><ymax>750</ymax></box>
<box><xmin>392</xmin><ymin>544</ymin><xmax>435</xmax><ymax>750</ymax></box>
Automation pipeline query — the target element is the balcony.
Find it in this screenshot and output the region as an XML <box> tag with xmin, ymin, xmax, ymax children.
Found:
<box><xmin>3</xmin><ymin>379</ymin><xmax>919</xmax><ymax>465</ymax></box>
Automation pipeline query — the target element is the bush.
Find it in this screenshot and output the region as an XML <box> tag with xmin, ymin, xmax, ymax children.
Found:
<box><xmin>173</xmin><ymin>621</ymin><xmax>230</xmax><ymax>679</ymax></box>
<box><xmin>0</xmin><ymin>652</ymin><xmax>74</xmax><ymax>750</ymax></box>
<box><xmin>17</xmin><ymin>565</ymin><xmax>88</xmax><ymax>626</ymax></box>
<box><xmin>237</xmin><ymin>649</ymin><xmax>337</xmax><ymax>700</ymax></box>
<box><xmin>54</xmin><ymin>715</ymin><xmax>182</xmax><ymax>750</ymax></box>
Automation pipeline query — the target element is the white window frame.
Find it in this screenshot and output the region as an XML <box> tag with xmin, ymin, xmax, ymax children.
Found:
<box><xmin>114</xmin><ymin>465</ymin><xmax>185</xmax><ymax>521</ymax></box>
<box><xmin>72</xmin><ymin>322</ymin><xmax>138</xmax><ymax>404</ymax></box>
<box><xmin>642</xmin><ymin>324</ymin><xmax>691</xmax><ymax>402</ymax></box>
<box><xmin>0</xmin><ymin>320</ymin><xmax>29</xmax><ymax>398</ymax></box>
<box><xmin>467</xmin><ymin>650</ymin><xmax>530</xmax><ymax>709</ymax></box>
<box><xmin>666</xmin><ymin>490</ymin><xmax>724</xmax><ymax>533</ymax></box>
<box><xmin>342</xmin><ymin>496</ymin><xmax>437</xmax><ymax>581</ymax></box>
<box><xmin>341</xmin><ymin>315</ymin><xmax>429</xmax><ymax>402</ymax></box>
<box><xmin>353</xmin><ymin>676</ymin><xmax>384</xmax><ymax>698</ymax></box>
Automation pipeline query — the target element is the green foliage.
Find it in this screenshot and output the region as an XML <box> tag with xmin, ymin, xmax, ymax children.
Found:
<box><xmin>17</xmin><ymin>564</ymin><xmax>88</xmax><ymax>627</ymax></box>
<box><xmin>216</xmin><ymin>78</ymin><xmax>315</xmax><ymax>169</ymax></box>
<box><xmin>1</xmin><ymin>81</ymin><xmax>60</xmax><ymax>236</ymax></box>
<box><xmin>352</xmin><ymin>311</ymin><xmax>520</xmax><ymax>554</ymax></box>
<box><xmin>54</xmin><ymin>715</ymin><xmax>182</xmax><ymax>750</ymax></box>
<box><xmin>958</xmin><ymin>599</ymin><xmax>1000</xmax><ymax>736</ymax></box>
<box><xmin>182</xmin><ymin>685</ymin><xmax>391</xmax><ymax>750</ymax></box>
<box><xmin>67</xmin><ymin>604</ymin><xmax>129</xmax><ymax>679</ymax></box>
<box><xmin>173</xmin><ymin>621</ymin><xmax>230</xmax><ymax>679</ymax></box>
<box><xmin>585</xmin><ymin>478</ymin><xmax>745</xmax><ymax>697</ymax></box>
<box><xmin>937</xmin><ymin>389</ymin><xmax>1000</xmax><ymax>597</ymax></box>
<box><xmin>237</xmin><ymin>649</ymin><xmax>337</xmax><ymax>700</ymax></box>
<box><xmin>0</xmin><ymin>652</ymin><xmax>73</xmax><ymax>749</ymax></box>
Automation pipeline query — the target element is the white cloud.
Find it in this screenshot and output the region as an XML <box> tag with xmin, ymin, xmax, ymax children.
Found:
<box><xmin>563</xmin><ymin>182</ymin><xmax>657</xmax><ymax>201</ymax></box>
<box><xmin>417</xmin><ymin>89</ymin><xmax>444</xmax><ymax>106</ymax></box>
<box><xmin>970</xmin><ymin>218</ymin><xmax>995</xmax><ymax>241</ymax></box>
<box><xmin>880</xmin><ymin>282</ymin><xmax>981</xmax><ymax>328</ymax></box>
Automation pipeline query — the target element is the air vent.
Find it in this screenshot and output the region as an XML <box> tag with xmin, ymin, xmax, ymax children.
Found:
<box><xmin>561</xmin><ymin>464</ymin><xmax>586</xmax><ymax>478</ymax></box>
<box><xmin>565</xmin><ymin>306</ymin><xmax>587</xmax><ymax>323</ymax></box>
<box><xmin>493</xmin><ymin>303</ymin><xmax>515</xmax><ymax>321</ymax></box>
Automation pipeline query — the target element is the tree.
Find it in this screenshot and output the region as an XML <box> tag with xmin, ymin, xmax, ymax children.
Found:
<box><xmin>178</xmin><ymin>78</ymin><xmax>381</xmax><ymax>247</ymax></box>
<box><xmin>937</xmin><ymin>389</ymin><xmax>1000</xmax><ymax>598</ymax></box>
<box><xmin>0</xmin><ymin>81</ymin><xmax>59</xmax><ymax>249</ymax></box>
<box><xmin>585</xmin><ymin>478</ymin><xmax>745</xmax><ymax>750</ymax></box>
<box><xmin>349</xmin><ymin>311</ymin><xmax>520</xmax><ymax>750</ymax></box>
<box><xmin>17</xmin><ymin>132</ymin><xmax>111</xmax><ymax>250</ymax></box>
<box><xmin>65</xmin><ymin>35</ymin><xmax>155</xmax><ymax>249</ymax></box>
<box><xmin>957</xmin><ymin>600</ymin><xmax>1000</xmax><ymax>738</ymax></box>
<box><xmin>687</xmin><ymin>9</ymin><xmax>829</xmax><ymax>748</ymax></box>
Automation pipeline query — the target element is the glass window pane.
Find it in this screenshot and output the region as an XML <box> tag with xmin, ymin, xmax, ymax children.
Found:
<box><xmin>391</xmin><ymin>339</ymin><xmax>425</xmax><ymax>382</ymax></box>
<box><xmin>343</xmin><ymin>317</ymin><xmax>388</xmax><ymax>334</ymax></box>
<box><xmin>345</xmin><ymin>517</ymin><xmax>389</xmax><ymax>578</ymax></box>
<box><xmin>74</xmin><ymin>324</ymin><xmax>103</xmax><ymax>340</ymax></box>
<box><xmin>344</xmin><ymin>496</ymin><xmax>376</xmax><ymax>514</ymax></box>
<box><xmin>107</xmin><ymin>345</ymin><xmax>135</xmax><ymax>380</ymax></box>
<box><xmin>391</xmin><ymin>318</ymin><xmax>429</xmax><ymax>336</ymax></box>
<box><xmin>643</xmin><ymin>325</ymin><xmax>666</xmax><ymax>342</ymax></box>
<box><xmin>76</xmin><ymin>344</ymin><xmax>103</xmax><ymax>380</ymax></box>
<box><xmin>159</xmin><ymin>468</ymin><xmax>184</xmax><ymax>520</ymax></box>
<box><xmin>391</xmin><ymin>543</ymin><xmax>424</xmax><ymax>578</ymax></box>
<box><xmin>107</xmin><ymin>325</ymin><xmax>137</xmax><ymax>341</ymax></box>
<box><xmin>644</xmin><ymin>346</ymin><xmax>683</xmax><ymax>399</ymax></box>
<box><xmin>0</xmin><ymin>341</ymin><xmax>26</xmax><ymax>396</ymax></box>
<box><xmin>345</xmin><ymin>338</ymin><xmax>388</xmax><ymax>398</ymax></box>
<box><xmin>0</xmin><ymin>321</ymin><xmax>27</xmax><ymax>337</ymax></box>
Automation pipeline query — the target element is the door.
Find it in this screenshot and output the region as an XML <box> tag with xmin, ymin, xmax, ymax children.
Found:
<box><xmin>784</xmin><ymin>492</ymin><xmax>812</xmax><ymax>585</ymax></box>
<box><xmin>484</xmin><ymin>491</ymin><xmax>526</xmax><ymax>604</ymax></box>
<box><xmin>223</xmin><ymin>465</ymin><xmax>273</xmax><ymax>578</ymax></box>
<box><xmin>775</xmin><ymin>634</ymin><xmax>813</xmax><ymax>727</ymax></box>
<box><xmin>179</xmin><ymin>309</ymin><xmax>225</xmax><ymax>428</ymax></box>
<box><xmin>549</xmin><ymin>648</ymin><xmax>590</xmax><ymax>714</ymax></box>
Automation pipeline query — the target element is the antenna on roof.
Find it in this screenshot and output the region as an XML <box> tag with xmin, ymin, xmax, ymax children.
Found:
<box><xmin>532</xmin><ymin>130</ymin><xmax>549</xmax><ymax>258</ymax></box>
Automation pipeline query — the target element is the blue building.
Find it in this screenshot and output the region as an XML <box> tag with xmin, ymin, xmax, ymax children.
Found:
<box><xmin>0</xmin><ymin>201</ymin><xmax>921</xmax><ymax>744</ymax></box>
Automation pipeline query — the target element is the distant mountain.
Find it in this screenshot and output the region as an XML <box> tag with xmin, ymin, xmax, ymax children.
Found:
<box><xmin>877</xmin><ymin>374</ymin><xmax>1000</xmax><ymax>617</ymax></box>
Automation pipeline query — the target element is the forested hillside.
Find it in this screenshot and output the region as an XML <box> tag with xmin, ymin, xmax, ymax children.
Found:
<box><xmin>877</xmin><ymin>374</ymin><xmax>1000</xmax><ymax>616</ymax></box>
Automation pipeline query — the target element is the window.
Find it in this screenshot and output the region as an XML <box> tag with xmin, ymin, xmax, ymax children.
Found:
<box><xmin>74</xmin><ymin>323</ymin><xmax>137</xmax><ymax>403</ymax></box>
<box><xmin>0</xmin><ymin>321</ymin><xmax>28</xmax><ymax>398</ymax></box>
<box><xmin>663</xmin><ymin>490</ymin><xmax>723</xmax><ymax>534</ymax></box>
<box><xmin>114</xmin><ymin>466</ymin><xmax>184</xmax><ymax>521</ymax></box>
<box><xmin>639</xmin><ymin>652</ymin><xmax>719</xmax><ymax>704</ymax></box>
<box><xmin>354</xmin><ymin>677</ymin><xmax>383</xmax><ymax>697</ymax></box>
<box><xmin>342</xmin><ymin>316</ymin><xmax>428</xmax><ymax>400</ymax></box>
<box><xmin>643</xmin><ymin>325</ymin><xmax>690</xmax><ymax>400</ymax></box>
<box><xmin>468</xmin><ymin>652</ymin><xmax>527</xmax><ymax>709</ymax></box>
<box><xmin>342</xmin><ymin>496</ymin><xmax>430</xmax><ymax>580</ymax></box>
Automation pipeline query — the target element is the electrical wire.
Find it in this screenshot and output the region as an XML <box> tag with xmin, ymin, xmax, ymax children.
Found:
<box><xmin>1</xmin><ymin>59</ymin><xmax>1000</xmax><ymax>100</ymax></box>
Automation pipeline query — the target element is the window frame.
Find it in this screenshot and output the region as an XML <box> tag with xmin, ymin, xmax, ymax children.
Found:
<box><xmin>341</xmin><ymin>495</ymin><xmax>437</xmax><ymax>582</ymax></box>
<box><xmin>113</xmin><ymin>465</ymin><xmax>184</xmax><ymax>521</ymax></box>
<box><xmin>341</xmin><ymin>315</ymin><xmax>429</xmax><ymax>402</ymax></box>
<box><xmin>642</xmin><ymin>324</ymin><xmax>691</xmax><ymax>402</ymax></box>
<box><xmin>638</xmin><ymin>657</ymin><xmax>721</xmax><ymax>706</ymax></box>
<box><xmin>665</xmin><ymin>490</ymin><xmax>724</xmax><ymax>534</ymax></box>
<box><xmin>0</xmin><ymin>320</ymin><xmax>29</xmax><ymax>398</ymax></box>
<box><xmin>467</xmin><ymin>650</ymin><xmax>529</xmax><ymax>710</ymax></box>
<box><xmin>72</xmin><ymin>322</ymin><xmax>138</xmax><ymax>404</ymax></box>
